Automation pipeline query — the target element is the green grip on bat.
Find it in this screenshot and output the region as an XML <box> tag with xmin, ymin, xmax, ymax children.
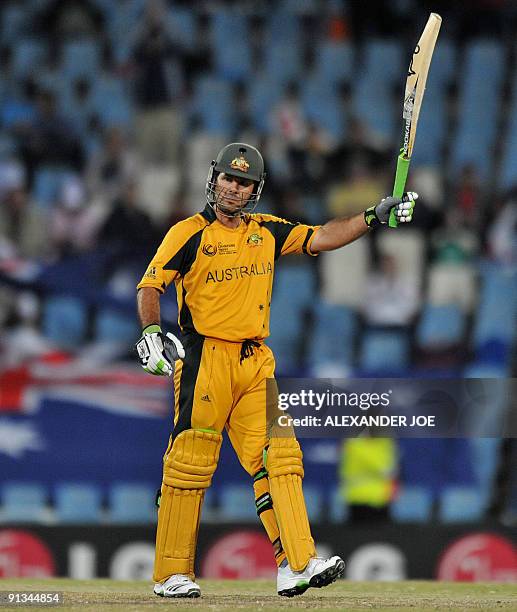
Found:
<box><xmin>389</xmin><ymin>153</ymin><xmax>411</xmax><ymax>228</ymax></box>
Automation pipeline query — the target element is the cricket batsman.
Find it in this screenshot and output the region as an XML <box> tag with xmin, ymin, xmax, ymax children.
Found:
<box><xmin>135</xmin><ymin>143</ymin><xmax>417</xmax><ymax>598</ymax></box>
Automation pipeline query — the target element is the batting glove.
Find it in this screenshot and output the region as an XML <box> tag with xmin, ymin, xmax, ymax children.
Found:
<box><xmin>364</xmin><ymin>192</ymin><xmax>418</xmax><ymax>228</ymax></box>
<box><xmin>135</xmin><ymin>324</ymin><xmax>185</xmax><ymax>376</ymax></box>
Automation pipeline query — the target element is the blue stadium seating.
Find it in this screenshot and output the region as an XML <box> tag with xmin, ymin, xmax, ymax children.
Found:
<box><xmin>311</xmin><ymin>301</ymin><xmax>357</xmax><ymax>370</ymax></box>
<box><xmin>61</xmin><ymin>40</ymin><xmax>101</xmax><ymax>80</ymax></box>
<box><xmin>301</xmin><ymin>76</ymin><xmax>345</xmax><ymax>137</ymax></box>
<box><xmin>109</xmin><ymin>482</ymin><xmax>156</xmax><ymax>524</ymax></box>
<box><xmin>314</xmin><ymin>41</ymin><xmax>354</xmax><ymax>85</ymax></box>
<box><xmin>269</xmin><ymin>264</ymin><xmax>316</xmax><ymax>372</ymax></box>
<box><xmin>42</xmin><ymin>296</ymin><xmax>88</xmax><ymax>349</ymax></box>
<box><xmin>92</xmin><ymin>76</ymin><xmax>133</xmax><ymax>127</ymax></box>
<box><xmin>416</xmin><ymin>304</ymin><xmax>465</xmax><ymax>349</ymax></box>
<box><xmin>1</xmin><ymin>4</ymin><xmax>26</xmax><ymax>43</ymax></box>
<box><xmin>33</xmin><ymin>167</ymin><xmax>69</xmax><ymax>207</ymax></box>
<box><xmin>11</xmin><ymin>38</ymin><xmax>48</xmax><ymax>78</ymax></box>
<box><xmin>55</xmin><ymin>483</ymin><xmax>102</xmax><ymax>523</ymax></box>
<box><xmin>192</xmin><ymin>76</ymin><xmax>235</xmax><ymax>134</ymax></box>
<box><xmin>168</xmin><ymin>7</ymin><xmax>197</xmax><ymax>52</ymax></box>
<box><xmin>95</xmin><ymin>308</ymin><xmax>139</xmax><ymax>344</ymax></box>
<box><xmin>438</xmin><ymin>486</ymin><xmax>484</xmax><ymax>523</ymax></box>
<box><xmin>470</xmin><ymin>439</ymin><xmax>502</xmax><ymax>510</ymax></box>
<box><xmin>302</xmin><ymin>484</ymin><xmax>324</xmax><ymax>522</ymax></box>
<box><xmin>390</xmin><ymin>486</ymin><xmax>433</xmax><ymax>523</ymax></box>
<box><xmin>248</xmin><ymin>73</ymin><xmax>285</xmax><ymax>133</ymax></box>
<box><xmin>2</xmin><ymin>482</ymin><xmax>48</xmax><ymax>523</ymax></box>
<box><xmin>329</xmin><ymin>487</ymin><xmax>349</xmax><ymax>523</ymax></box>
<box><xmin>211</xmin><ymin>11</ymin><xmax>251</xmax><ymax>82</ymax></box>
<box><xmin>359</xmin><ymin>330</ymin><xmax>410</xmax><ymax>373</ymax></box>
<box><xmin>219</xmin><ymin>484</ymin><xmax>257</xmax><ymax>521</ymax></box>
<box><xmin>473</xmin><ymin>267</ymin><xmax>517</xmax><ymax>349</ymax></box>
<box><xmin>451</xmin><ymin>41</ymin><xmax>504</xmax><ymax>180</ymax></box>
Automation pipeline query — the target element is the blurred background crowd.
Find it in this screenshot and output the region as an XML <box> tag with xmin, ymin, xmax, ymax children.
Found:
<box><xmin>0</xmin><ymin>0</ymin><xmax>516</xmax><ymax>531</ymax></box>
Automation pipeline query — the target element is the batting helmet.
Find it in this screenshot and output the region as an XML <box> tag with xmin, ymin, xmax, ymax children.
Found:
<box><xmin>206</xmin><ymin>143</ymin><xmax>266</xmax><ymax>217</ymax></box>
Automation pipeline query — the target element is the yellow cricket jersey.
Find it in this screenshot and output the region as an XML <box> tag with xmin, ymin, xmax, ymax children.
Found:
<box><xmin>137</xmin><ymin>205</ymin><xmax>320</xmax><ymax>342</ymax></box>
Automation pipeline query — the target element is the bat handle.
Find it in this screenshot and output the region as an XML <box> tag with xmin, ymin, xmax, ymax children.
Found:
<box><xmin>390</xmin><ymin>153</ymin><xmax>411</xmax><ymax>228</ymax></box>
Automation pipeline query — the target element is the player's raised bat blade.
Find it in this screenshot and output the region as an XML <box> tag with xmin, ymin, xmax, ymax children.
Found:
<box><xmin>389</xmin><ymin>13</ymin><xmax>442</xmax><ymax>228</ymax></box>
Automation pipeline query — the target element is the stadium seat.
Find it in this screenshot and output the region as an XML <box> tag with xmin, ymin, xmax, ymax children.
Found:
<box><xmin>2</xmin><ymin>483</ymin><xmax>48</xmax><ymax>523</ymax></box>
<box><xmin>329</xmin><ymin>488</ymin><xmax>349</xmax><ymax>523</ymax></box>
<box><xmin>416</xmin><ymin>304</ymin><xmax>466</xmax><ymax>349</ymax></box>
<box><xmin>438</xmin><ymin>486</ymin><xmax>484</xmax><ymax>523</ymax></box>
<box><xmin>302</xmin><ymin>484</ymin><xmax>324</xmax><ymax>523</ymax></box>
<box><xmin>42</xmin><ymin>296</ymin><xmax>88</xmax><ymax>348</ymax></box>
<box><xmin>473</xmin><ymin>267</ymin><xmax>517</xmax><ymax>348</ymax></box>
<box><xmin>310</xmin><ymin>301</ymin><xmax>357</xmax><ymax>371</ymax></box>
<box><xmin>314</xmin><ymin>40</ymin><xmax>354</xmax><ymax>85</ymax></box>
<box><xmin>211</xmin><ymin>11</ymin><xmax>251</xmax><ymax>81</ymax></box>
<box><xmin>360</xmin><ymin>330</ymin><xmax>410</xmax><ymax>373</ymax></box>
<box><xmin>469</xmin><ymin>439</ymin><xmax>502</xmax><ymax>511</ymax></box>
<box><xmin>192</xmin><ymin>76</ymin><xmax>235</xmax><ymax>134</ymax></box>
<box><xmin>109</xmin><ymin>483</ymin><xmax>156</xmax><ymax>524</ymax></box>
<box><xmin>167</xmin><ymin>7</ymin><xmax>197</xmax><ymax>52</ymax></box>
<box><xmin>390</xmin><ymin>486</ymin><xmax>433</xmax><ymax>523</ymax></box>
<box><xmin>61</xmin><ymin>40</ymin><xmax>101</xmax><ymax>80</ymax></box>
<box><xmin>301</xmin><ymin>77</ymin><xmax>345</xmax><ymax>137</ymax></box>
<box><xmin>451</xmin><ymin>41</ymin><xmax>504</xmax><ymax>180</ymax></box>
<box><xmin>94</xmin><ymin>308</ymin><xmax>139</xmax><ymax>344</ymax></box>
<box><xmin>92</xmin><ymin>75</ymin><xmax>133</xmax><ymax>127</ymax></box>
<box><xmin>11</xmin><ymin>38</ymin><xmax>48</xmax><ymax>78</ymax></box>
<box><xmin>219</xmin><ymin>484</ymin><xmax>257</xmax><ymax>521</ymax></box>
<box><xmin>55</xmin><ymin>483</ymin><xmax>102</xmax><ymax>524</ymax></box>
<box><xmin>33</xmin><ymin>167</ymin><xmax>68</xmax><ymax>207</ymax></box>
<box><xmin>248</xmin><ymin>73</ymin><xmax>285</xmax><ymax>133</ymax></box>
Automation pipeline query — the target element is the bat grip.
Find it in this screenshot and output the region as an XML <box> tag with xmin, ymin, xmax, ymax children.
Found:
<box><xmin>390</xmin><ymin>154</ymin><xmax>411</xmax><ymax>228</ymax></box>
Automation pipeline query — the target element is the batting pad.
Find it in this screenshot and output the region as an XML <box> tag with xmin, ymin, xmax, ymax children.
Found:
<box><xmin>154</xmin><ymin>429</ymin><xmax>222</xmax><ymax>582</ymax></box>
<box><xmin>266</xmin><ymin>437</ymin><xmax>316</xmax><ymax>571</ymax></box>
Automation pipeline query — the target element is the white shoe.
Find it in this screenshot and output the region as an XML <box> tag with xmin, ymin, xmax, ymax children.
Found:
<box><xmin>277</xmin><ymin>555</ymin><xmax>345</xmax><ymax>597</ymax></box>
<box><xmin>154</xmin><ymin>574</ymin><xmax>201</xmax><ymax>598</ymax></box>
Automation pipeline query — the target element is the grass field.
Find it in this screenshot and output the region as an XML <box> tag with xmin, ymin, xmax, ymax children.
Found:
<box><xmin>0</xmin><ymin>579</ymin><xmax>516</xmax><ymax>611</ymax></box>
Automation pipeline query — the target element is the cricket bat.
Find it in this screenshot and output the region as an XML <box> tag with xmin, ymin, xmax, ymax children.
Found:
<box><xmin>389</xmin><ymin>13</ymin><xmax>442</xmax><ymax>227</ymax></box>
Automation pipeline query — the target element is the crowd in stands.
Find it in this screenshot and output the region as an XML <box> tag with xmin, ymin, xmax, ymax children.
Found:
<box><xmin>0</xmin><ymin>0</ymin><xmax>516</xmax><ymax>525</ymax></box>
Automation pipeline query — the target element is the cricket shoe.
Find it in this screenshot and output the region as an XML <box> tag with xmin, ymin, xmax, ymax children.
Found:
<box><xmin>154</xmin><ymin>574</ymin><xmax>201</xmax><ymax>598</ymax></box>
<box><xmin>277</xmin><ymin>555</ymin><xmax>345</xmax><ymax>597</ymax></box>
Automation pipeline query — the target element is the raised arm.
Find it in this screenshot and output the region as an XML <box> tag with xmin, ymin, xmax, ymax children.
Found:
<box><xmin>310</xmin><ymin>192</ymin><xmax>418</xmax><ymax>254</ymax></box>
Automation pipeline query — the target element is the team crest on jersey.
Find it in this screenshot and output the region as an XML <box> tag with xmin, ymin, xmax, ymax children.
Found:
<box><xmin>247</xmin><ymin>233</ymin><xmax>263</xmax><ymax>247</ymax></box>
<box><xmin>144</xmin><ymin>266</ymin><xmax>157</xmax><ymax>279</ymax></box>
<box><xmin>230</xmin><ymin>156</ymin><xmax>250</xmax><ymax>173</ymax></box>
<box><xmin>202</xmin><ymin>243</ymin><xmax>217</xmax><ymax>257</ymax></box>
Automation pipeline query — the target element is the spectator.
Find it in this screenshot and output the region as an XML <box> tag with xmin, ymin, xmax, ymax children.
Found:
<box><xmin>0</xmin><ymin>161</ymin><xmax>49</xmax><ymax>259</ymax></box>
<box><xmin>85</xmin><ymin>126</ymin><xmax>140</xmax><ymax>203</ymax></box>
<box><xmin>362</xmin><ymin>254</ymin><xmax>420</xmax><ymax>328</ymax></box>
<box><xmin>326</xmin><ymin>159</ymin><xmax>386</xmax><ymax>219</ymax></box>
<box><xmin>20</xmin><ymin>88</ymin><xmax>84</xmax><ymax>177</ymax></box>
<box><xmin>455</xmin><ymin>163</ymin><xmax>481</xmax><ymax>229</ymax></box>
<box><xmin>130</xmin><ymin>0</ymin><xmax>185</xmax><ymax>164</ymax></box>
<box><xmin>49</xmin><ymin>176</ymin><xmax>103</xmax><ymax>259</ymax></box>
<box><xmin>97</xmin><ymin>180</ymin><xmax>158</xmax><ymax>257</ymax></box>
<box><xmin>340</xmin><ymin>438</ymin><xmax>398</xmax><ymax>523</ymax></box>
<box><xmin>269</xmin><ymin>82</ymin><xmax>309</xmax><ymax>183</ymax></box>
